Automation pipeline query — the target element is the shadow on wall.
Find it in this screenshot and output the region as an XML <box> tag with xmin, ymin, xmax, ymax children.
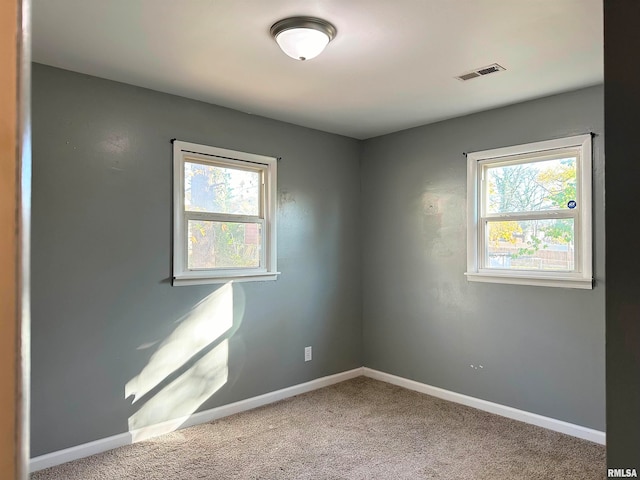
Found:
<box><xmin>125</xmin><ymin>282</ymin><xmax>245</xmax><ymax>442</ymax></box>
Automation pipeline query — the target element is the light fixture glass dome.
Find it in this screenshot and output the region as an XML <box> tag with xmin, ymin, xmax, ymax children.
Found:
<box><xmin>271</xmin><ymin>17</ymin><xmax>337</xmax><ymax>61</ymax></box>
<box><xmin>275</xmin><ymin>28</ymin><xmax>330</xmax><ymax>61</ymax></box>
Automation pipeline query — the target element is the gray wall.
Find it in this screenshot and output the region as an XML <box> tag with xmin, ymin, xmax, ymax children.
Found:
<box><xmin>361</xmin><ymin>86</ymin><xmax>605</xmax><ymax>430</ymax></box>
<box><xmin>31</xmin><ymin>64</ymin><xmax>362</xmax><ymax>456</ymax></box>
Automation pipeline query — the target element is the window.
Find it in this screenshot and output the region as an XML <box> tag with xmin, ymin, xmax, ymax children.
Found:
<box><xmin>465</xmin><ymin>134</ymin><xmax>592</xmax><ymax>289</ymax></box>
<box><xmin>173</xmin><ymin>140</ymin><xmax>278</xmax><ymax>286</ymax></box>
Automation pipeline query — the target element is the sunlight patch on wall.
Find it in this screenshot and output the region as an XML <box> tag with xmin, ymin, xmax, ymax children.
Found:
<box><xmin>125</xmin><ymin>282</ymin><xmax>234</xmax><ymax>442</ymax></box>
<box><xmin>125</xmin><ymin>283</ymin><xmax>233</xmax><ymax>403</ymax></box>
<box><xmin>128</xmin><ymin>339</ymin><xmax>229</xmax><ymax>442</ymax></box>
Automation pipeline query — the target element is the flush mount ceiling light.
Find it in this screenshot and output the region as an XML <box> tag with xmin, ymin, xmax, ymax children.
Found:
<box><xmin>270</xmin><ymin>16</ymin><xmax>337</xmax><ymax>61</ymax></box>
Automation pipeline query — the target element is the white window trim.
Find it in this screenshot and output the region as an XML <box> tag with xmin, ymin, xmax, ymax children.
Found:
<box><xmin>465</xmin><ymin>134</ymin><xmax>593</xmax><ymax>289</ymax></box>
<box><xmin>172</xmin><ymin>140</ymin><xmax>279</xmax><ymax>286</ymax></box>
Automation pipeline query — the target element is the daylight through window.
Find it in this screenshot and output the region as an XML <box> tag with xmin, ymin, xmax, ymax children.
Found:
<box><xmin>465</xmin><ymin>135</ymin><xmax>592</xmax><ymax>289</ymax></box>
<box><xmin>173</xmin><ymin>141</ymin><xmax>278</xmax><ymax>285</ymax></box>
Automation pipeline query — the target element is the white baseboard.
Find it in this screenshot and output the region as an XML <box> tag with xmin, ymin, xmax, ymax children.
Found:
<box><xmin>30</xmin><ymin>431</ymin><xmax>134</xmax><ymax>474</ymax></box>
<box><xmin>363</xmin><ymin>367</ymin><xmax>606</xmax><ymax>445</ymax></box>
<box><xmin>30</xmin><ymin>367</ymin><xmax>364</xmax><ymax>472</ymax></box>
<box><xmin>31</xmin><ymin>366</ymin><xmax>605</xmax><ymax>472</ymax></box>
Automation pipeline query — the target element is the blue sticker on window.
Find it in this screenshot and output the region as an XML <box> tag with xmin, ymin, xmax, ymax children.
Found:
<box><xmin>567</xmin><ymin>200</ymin><xmax>577</xmax><ymax>209</ymax></box>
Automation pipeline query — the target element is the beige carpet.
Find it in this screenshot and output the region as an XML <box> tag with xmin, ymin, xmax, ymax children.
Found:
<box><xmin>31</xmin><ymin>377</ymin><xmax>604</xmax><ymax>479</ymax></box>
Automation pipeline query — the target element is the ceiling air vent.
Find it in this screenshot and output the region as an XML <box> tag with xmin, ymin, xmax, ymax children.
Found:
<box><xmin>456</xmin><ymin>63</ymin><xmax>505</xmax><ymax>81</ymax></box>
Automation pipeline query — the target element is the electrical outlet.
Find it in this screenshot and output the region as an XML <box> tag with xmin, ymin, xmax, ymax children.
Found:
<box><xmin>304</xmin><ymin>346</ymin><xmax>312</xmax><ymax>362</ymax></box>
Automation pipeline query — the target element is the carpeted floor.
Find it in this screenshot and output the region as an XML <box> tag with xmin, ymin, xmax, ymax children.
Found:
<box><xmin>31</xmin><ymin>377</ymin><xmax>605</xmax><ymax>479</ymax></box>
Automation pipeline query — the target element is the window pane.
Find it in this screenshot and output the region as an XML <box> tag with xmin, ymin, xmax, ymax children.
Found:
<box><xmin>188</xmin><ymin>220</ymin><xmax>261</xmax><ymax>269</ymax></box>
<box><xmin>486</xmin><ymin>157</ymin><xmax>577</xmax><ymax>214</ymax></box>
<box><xmin>185</xmin><ymin>161</ymin><xmax>260</xmax><ymax>215</ymax></box>
<box><xmin>486</xmin><ymin>219</ymin><xmax>575</xmax><ymax>271</ymax></box>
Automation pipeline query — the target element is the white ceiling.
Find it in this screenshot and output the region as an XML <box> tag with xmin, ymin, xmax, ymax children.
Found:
<box><xmin>32</xmin><ymin>0</ymin><xmax>603</xmax><ymax>140</ymax></box>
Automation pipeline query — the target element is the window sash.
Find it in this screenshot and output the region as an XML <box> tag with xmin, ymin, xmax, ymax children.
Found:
<box><xmin>480</xmin><ymin>151</ymin><xmax>581</xmax><ymax>218</ymax></box>
<box><xmin>183</xmin><ymin>157</ymin><xmax>265</xmax><ymax>218</ymax></box>
<box><xmin>479</xmin><ymin>218</ymin><xmax>580</xmax><ymax>273</ymax></box>
<box><xmin>478</xmin><ymin>152</ymin><xmax>582</xmax><ymax>273</ymax></box>
<box><xmin>184</xmin><ymin>214</ymin><xmax>266</xmax><ymax>271</ymax></box>
<box><xmin>479</xmin><ymin>204</ymin><xmax>581</xmax><ymax>274</ymax></box>
<box><xmin>182</xmin><ymin>155</ymin><xmax>266</xmax><ymax>273</ymax></box>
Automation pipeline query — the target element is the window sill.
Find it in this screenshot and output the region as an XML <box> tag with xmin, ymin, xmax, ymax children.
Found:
<box><xmin>173</xmin><ymin>272</ymin><xmax>280</xmax><ymax>286</ymax></box>
<box><xmin>464</xmin><ymin>271</ymin><xmax>593</xmax><ymax>289</ymax></box>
